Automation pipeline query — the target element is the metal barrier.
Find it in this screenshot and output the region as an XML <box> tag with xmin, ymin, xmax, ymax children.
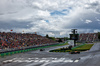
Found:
<box><xmin>0</xmin><ymin>42</ymin><xmax>65</xmax><ymax>57</ymax></box>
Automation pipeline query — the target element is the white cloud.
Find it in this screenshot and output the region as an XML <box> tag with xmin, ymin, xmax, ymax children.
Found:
<box><xmin>37</xmin><ymin>10</ymin><xmax>50</xmax><ymax>17</ymax></box>
<box><xmin>95</xmin><ymin>17</ymin><xmax>100</xmax><ymax>21</ymax></box>
<box><xmin>0</xmin><ymin>0</ymin><xmax>100</xmax><ymax>37</ymax></box>
<box><xmin>85</xmin><ymin>20</ymin><xmax>92</xmax><ymax>24</ymax></box>
<box><xmin>32</xmin><ymin>2</ymin><xmax>42</xmax><ymax>9</ymax></box>
<box><xmin>94</xmin><ymin>29</ymin><xmax>100</xmax><ymax>33</ymax></box>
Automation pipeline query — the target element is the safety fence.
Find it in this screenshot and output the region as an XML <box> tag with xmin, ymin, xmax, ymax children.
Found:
<box><xmin>0</xmin><ymin>43</ymin><xmax>66</xmax><ymax>57</ymax></box>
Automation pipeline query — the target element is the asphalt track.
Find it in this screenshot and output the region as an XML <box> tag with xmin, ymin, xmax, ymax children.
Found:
<box><xmin>0</xmin><ymin>42</ymin><xmax>100</xmax><ymax>66</ymax></box>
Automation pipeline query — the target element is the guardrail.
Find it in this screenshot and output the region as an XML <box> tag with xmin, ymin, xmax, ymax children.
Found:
<box><xmin>0</xmin><ymin>42</ymin><xmax>65</xmax><ymax>57</ymax></box>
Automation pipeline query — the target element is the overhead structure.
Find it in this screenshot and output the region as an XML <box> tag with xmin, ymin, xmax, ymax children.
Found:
<box><xmin>69</xmin><ymin>29</ymin><xmax>79</xmax><ymax>47</ymax></box>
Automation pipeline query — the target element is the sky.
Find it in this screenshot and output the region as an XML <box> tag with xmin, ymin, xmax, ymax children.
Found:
<box><xmin>0</xmin><ymin>0</ymin><xmax>100</xmax><ymax>37</ymax></box>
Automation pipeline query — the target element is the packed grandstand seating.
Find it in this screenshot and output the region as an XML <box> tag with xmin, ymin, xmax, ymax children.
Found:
<box><xmin>0</xmin><ymin>32</ymin><xmax>57</xmax><ymax>50</ymax></box>
<box><xmin>79</xmin><ymin>33</ymin><xmax>99</xmax><ymax>43</ymax></box>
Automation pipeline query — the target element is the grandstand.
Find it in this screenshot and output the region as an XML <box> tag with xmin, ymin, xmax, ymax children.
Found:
<box><xmin>79</xmin><ymin>33</ymin><xmax>99</xmax><ymax>43</ymax></box>
<box><xmin>0</xmin><ymin>32</ymin><xmax>57</xmax><ymax>50</ymax></box>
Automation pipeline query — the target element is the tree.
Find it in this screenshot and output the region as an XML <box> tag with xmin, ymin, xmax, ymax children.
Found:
<box><xmin>58</xmin><ymin>38</ymin><xmax>62</xmax><ymax>42</ymax></box>
<box><xmin>49</xmin><ymin>37</ymin><xmax>56</xmax><ymax>41</ymax></box>
<box><xmin>64</xmin><ymin>37</ymin><xmax>70</xmax><ymax>41</ymax></box>
<box><xmin>98</xmin><ymin>32</ymin><xmax>100</xmax><ymax>40</ymax></box>
<box><xmin>46</xmin><ymin>34</ymin><xmax>49</xmax><ymax>38</ymax></box>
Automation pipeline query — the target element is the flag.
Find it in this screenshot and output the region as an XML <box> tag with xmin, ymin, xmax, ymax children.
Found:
<box><xmin>11</xmin><ymin>29</ymin><xmax>13</xmax><ymax>31</ymax></box>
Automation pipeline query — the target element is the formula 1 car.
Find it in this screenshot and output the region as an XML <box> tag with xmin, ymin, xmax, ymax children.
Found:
<box><xmin>40</xmin><ymin>49</ymin><xmax>45</xmax><ymax>51</ymax></box>
<box><xmin>69</xmin><ymin>51</ymin><xmax>80</xmax><ymax>54</ymax></box>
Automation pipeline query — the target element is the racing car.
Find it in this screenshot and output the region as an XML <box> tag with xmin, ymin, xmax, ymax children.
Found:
<box><xmin>69</xmin><ymin>51</ymin><xmax>80</xmax><ymax>54</ymax></box>
<box><xmin>40</xmin><ymin>49</ymin><xmax>45</xmax><ymax>51</ymax></box>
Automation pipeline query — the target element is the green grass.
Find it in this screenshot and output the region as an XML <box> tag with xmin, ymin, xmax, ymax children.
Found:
<box><xmin>57</xmin><ymin>42</ymin><xmax>68</xmax><ymax>46</ymax></box>
<box><xmin>49</xmin><ymin>44</ymin><xmax>94</xmax><ymax>52</ymax></box>
<box><xmin>72</xmin><ymin>44</ymin><xmax>94</xmax><ymax>51</ymax></box>
<box><xmin>76</xmin><ymin>43</ymin><xmax>83</xmax><ymax>46</ymax></box>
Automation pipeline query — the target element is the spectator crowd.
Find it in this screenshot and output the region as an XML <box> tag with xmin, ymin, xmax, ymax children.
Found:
<box><xmin>79</xmin><ymin>33</ymin><xmax>99</xmax><ymax>43</ymax></box>
<box><xmin>0</xmin><ymin>32</ymin><xmax>57</xmax><ymax>50</ymax></box>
